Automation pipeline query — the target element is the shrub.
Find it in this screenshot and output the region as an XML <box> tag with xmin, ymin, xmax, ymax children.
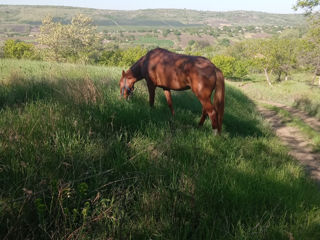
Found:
<box><xmin>38</xmin><ymin>14</ymin><xmax>101</xmax><ymax>63</ymax></box>
<box><xmin>4</xmin><ymin>39</ymin><xmax>36</xmax><ymax>59</ymax></box>
<box><xmin>211</xmin><ymin>55</ymin><xmax>248</xmax><ymax>79</ymax></box>
<box><xmin>99</xmin><ymin>46</ymin><xmax>147</xmax><ymax>67</ymax></box>
<box><xmin>119</xmin><ymin>46</ymin><xmax>148</xmax><ymax>66</ymax></box>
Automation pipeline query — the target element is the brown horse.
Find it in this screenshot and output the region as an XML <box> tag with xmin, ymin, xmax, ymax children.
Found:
<box><xmin>119</xmin><ymin>48</ymin><xmax>225</xmax><ymax>135</ymax></box>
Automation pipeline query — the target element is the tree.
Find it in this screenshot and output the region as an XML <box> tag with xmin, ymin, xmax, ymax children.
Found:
<box><xmin>4</xmin><ymin>39</ymin><xmax>35</xmax><ymax>59</ymax></box>
<box><xmin>246</xmin><ymin>39</ymin><xmax>298</xmax><ymax>85</ymax></box>
<box><xmin>212</xmin><ymin>55</ymin><xmax>235</xmax><ymax>78</ymax></box>
<box><xmin>38</xmin><ymin>14</ymin><xmax>101</xmax><ymax>63</ymax></box>
<box><xmin>98</xmin><ymin>46</ymin><xmax>148</xmax><ymax>67</ymax></box>
<box><xmin>211</xmin><ymin>55</ymin><xmax>248</xmax><ymax>79</ymax></box>
<box><xmin>303</xmin><ymin>17</ymin><xmax>320</xmax><ymax>85</ymax></box>
<box><xmin>119</xmin><ymin>46</ymin><xmax>148</xmax><ymax>66</ymax></box>
<box><xmin>38</xmin><ymin>16</ymin><xmax>65</xmax><ymax>61</ymax></box>
<box><xmin>294</xmin><ymin>0</ymin><xmax>320</xmax><ymax>14</ymax></box>
<box><xmin>295</xmin><ymin>1</ymin><xmax>320</xmax><ymax>85</ymax></box>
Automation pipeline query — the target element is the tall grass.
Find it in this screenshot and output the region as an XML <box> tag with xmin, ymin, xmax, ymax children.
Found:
<box><xmin>1</xmin><ymin>59</ymin><xmax>320</xmax><ymax>239</ymax></box>
<box><xmin>263</xmin><ymin>104</ymin><xmax>320</xmax><ymax>152</ymax></box>
<box><xmin>229</xmin><ymin>73</ymin><xmax>320</xmax><ymax>120</ymax></box>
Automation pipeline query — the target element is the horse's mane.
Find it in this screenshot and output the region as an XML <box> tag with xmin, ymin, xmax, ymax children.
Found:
<box><xmin>130</xmin><ymin>55</ymin><xmax>146</xmax><ymax>79</ymax></box>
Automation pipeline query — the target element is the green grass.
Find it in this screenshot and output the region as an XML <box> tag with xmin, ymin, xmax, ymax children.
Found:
<box><xmin>294</xmin><ymin>96</ymin><xmax>320</xmax><ymax>120</ymax></box>
<box><xmin>133</xmin><ymin>36</ymin><xmax>175</xmax><ymax>48</ymax></box>
<box><xmin>229</xmin><ymin>73</ymin><xmax>320</xmax><ymax>119</ymax></box>
<box><xmin>1</xmin><ymin>59</ymin><xmax>320</xmax><ymax>239</ymax></box>
<box><xmin>263</xmin><ymin>104</ymin><xmax>320</xmax><ymax>152</ymax></box>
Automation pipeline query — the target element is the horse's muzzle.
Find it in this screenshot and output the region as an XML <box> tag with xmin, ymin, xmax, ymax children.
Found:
<box><xmin>120</xmin><ymin>87</ymin><xmax>134</xmax><ymax>100</ymax></box>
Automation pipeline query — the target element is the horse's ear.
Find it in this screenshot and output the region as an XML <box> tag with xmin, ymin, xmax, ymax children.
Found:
<box><xmin>122</xmin><ymin>70</ymin><xmax>125</xmax><ymax>77</ymax></box>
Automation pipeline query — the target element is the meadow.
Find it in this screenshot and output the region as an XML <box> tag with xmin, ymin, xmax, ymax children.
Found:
<box><xmin>228</xmin><ymin>74</ymin><xmax>320</xmax><ymax>152</ymax></box>
<box><xmin>1</xmin><ymin>59</ymin><xmax>320</xmax><ymax>239</ymax></box>
<box><xmin>229</xmin><ymin>73</ymin><xmax>320</xmax><ymax>119</ymax></box>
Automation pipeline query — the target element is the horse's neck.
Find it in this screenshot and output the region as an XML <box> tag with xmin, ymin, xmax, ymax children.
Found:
<box><xmin>130</xmin><ymin>56</ymin><xmax>145</xmax><ymax>82</ymax></box>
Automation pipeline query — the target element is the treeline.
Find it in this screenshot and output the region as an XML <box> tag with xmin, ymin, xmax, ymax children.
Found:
<box><xmin>1</xmin><ymin>15</ymin><xmax>149</xmax><ymax>67</ymax></box>
<box><xmin>1</xmin><ymin>38</ymin><xmax>148</xmax><ymax>67</ymax></box>
<box><xmin>1</xmin><ymin>14</ymin><xmax>320</xmax><ymax>84</ymax></box>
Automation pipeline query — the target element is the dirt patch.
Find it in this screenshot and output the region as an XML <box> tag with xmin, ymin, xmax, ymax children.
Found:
<box><xmin>260</xmin><ymin>100</ymin><xmax>320</xmax><ymax>132</ymax></box>
<box><xmin>258</xmin><ymin>105</ymin><xmax>320</xmax><ymax>186</ymax></box>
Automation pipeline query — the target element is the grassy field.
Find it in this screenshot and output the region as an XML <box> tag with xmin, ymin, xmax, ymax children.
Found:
<box><xmin>133</xmin><ymin>36</ymin><xmax>175</xmax><ymax>48</ymax></box>
<box><xmin>229</xmin><ymin>73</ymin><xmax>320</xmax><ymax>119</ymax></box>
<box><xmin>1</xmin><ymin>59</ymin><xmax>320</xmax><ymax>239</ymax></box>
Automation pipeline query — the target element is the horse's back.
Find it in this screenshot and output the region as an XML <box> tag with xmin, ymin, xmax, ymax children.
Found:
<box><xmin>144</xmin><ymin>48</ymin><xmax>217</xmax><ymax>91</ymax></box>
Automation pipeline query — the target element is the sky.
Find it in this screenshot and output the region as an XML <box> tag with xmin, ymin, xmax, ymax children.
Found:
<box><xmin>0</xmin><ymin>0</ymin><xmax>300</xmax><ymax>14</ymax></box>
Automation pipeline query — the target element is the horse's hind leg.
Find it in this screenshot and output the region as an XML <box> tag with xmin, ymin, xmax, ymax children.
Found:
<box><xmin>199</xmin><ymin>98</ymin><xmax>218</xmax><ymax>133</ymax></box>
<box><xmin>147</xmin><ymin>81</ymin><xmax>156</xmax><ymax>107</ymax></box>
<box><xmin>163</xmin><ymin>90</ymin><xmax>175</xmax><ymax>116</ymax></box>
<box><xmin>198</xmin><ymin>108</ymin><xmax>207</xmax><ymax>126</ymax></box>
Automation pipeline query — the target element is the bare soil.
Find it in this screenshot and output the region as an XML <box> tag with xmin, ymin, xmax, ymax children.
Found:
<box><xmin>258</xmin><ymin>103</ymin><xmax>320</xmax><ymax>186</ymax></box>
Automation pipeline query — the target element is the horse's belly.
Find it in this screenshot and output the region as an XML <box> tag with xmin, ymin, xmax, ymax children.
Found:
<box><xmin>172</xmin><ymin>86</ymin><xmax>191</xmax><ymax>91</ymax></box>
<box><xmin>157</xmin><ymin>82</ymin><xmax>190</xmax><ymax>91</ymax></box>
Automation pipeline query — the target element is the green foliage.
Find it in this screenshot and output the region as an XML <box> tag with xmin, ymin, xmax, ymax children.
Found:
<box><xmin>211</xmin><ymin>55</ymin><xmax>249</xmax><ymax>79</ymax></box>
<box><xmin>294</xmin><ymin>0</ymin><xmax>320</xmax><ymax>13</ymax></box>
<box><xmin>219</xmin><ymin>38</ymin><xmax>231</xmax><ymax>47</ymax></box>
<box><xmin>38</xmin><ymin>14</ymin><xmax>102</xmax><ymax>63</ymax></box>
<box><xmin>212</xmin><ymin>55</ymin><xmax>235</xmax><ymax>78</ymax></box>
<box><xmin>188</xmin><ymin>40</ymin><xmax>196</xmax><ymax>46</ymax></box>
<box><xmin>99</xmin><ymin>46</ymin><xmax>148</xmax><ymax>67</ymax></box>
<box><xmin>299</xmin><ymin>16</ymin><xmax>320</xmax><ymax>75</ymax></box>
<box><xmin>118</xmin><ymin>46</ymin><xmax>148</xmax><ymax>66</ymax></box>
<box><xmin>228</xmin><ymin>38</ymin><xmax>300</xmax><ymax>82</ymax></box>
<box><xmin>4</xmin><ymin>39</ymin><xmax>36</xmax><ymax>59</ymax></box>
<box><xmin>99</xmin><ymin>49</ymin><xmax>122</xmax><ymax>66</ymax></box>
<box><xmin>162</xmin><ymin>29</ymin><xmax>170</xmax><ymax>37</ymax></box>
<box><xmin>262</xmin><ymin>38</ymin><xmax>299</xmax><ymax>80</ymax></box>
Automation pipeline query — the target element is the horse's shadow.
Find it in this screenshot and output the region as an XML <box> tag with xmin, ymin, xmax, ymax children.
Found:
<box><xmin>154</xmin><ymin>87</ymin><xmax>265</xmax><ymax>138</ymax></box>
<box><xmin>0</xmin><ymin>78</ymin><xmax>265</xmax><ymax>139</ymax></box>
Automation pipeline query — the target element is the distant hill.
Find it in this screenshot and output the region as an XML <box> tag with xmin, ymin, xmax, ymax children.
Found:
<box><xmin>0</xmin><ymin>5</ymin><xmax>306</xmax><ymax>28</ymax></box>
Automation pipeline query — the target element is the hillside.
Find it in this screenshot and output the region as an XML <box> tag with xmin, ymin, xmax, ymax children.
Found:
<box><xmin>1</xmin><ymin>58</ymin><xmax>320</xmax><ymax>239</ymax></box>
<box><xmin>0</xmin><ymin>5</ymin><xmax>306</xmax><ymax>28</ymax></box>
<box><xmin>0</xmin><ymin>5</ymin><xmax>308</xmax><ymax>50</ymax></box>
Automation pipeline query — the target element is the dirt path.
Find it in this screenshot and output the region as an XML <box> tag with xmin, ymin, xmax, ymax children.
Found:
<box><xmin>259</xmin><ymin>100</ymin><xmax>320</xmax><ymax>132</ymax></box>
<box><xmin>258</xmin><ymin>103</ymin><xmax>320</xmax><ymax>186</ymax></box>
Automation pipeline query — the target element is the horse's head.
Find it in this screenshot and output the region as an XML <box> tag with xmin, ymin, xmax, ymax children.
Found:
<box><xmin>119</xmin><ymin>70</ymin><xmax>136</xmax><ymax>100</ymax></box>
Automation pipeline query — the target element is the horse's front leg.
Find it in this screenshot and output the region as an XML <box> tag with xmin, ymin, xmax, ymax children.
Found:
<box><xmin>163</xmin><ymin>90</ymin><xmax>175</xmax><ymax>116</ymax></box>
<box><xmin>147</xmin><ymin>81</ymin><xmax>156</xmax><ymax>107</ymax></box>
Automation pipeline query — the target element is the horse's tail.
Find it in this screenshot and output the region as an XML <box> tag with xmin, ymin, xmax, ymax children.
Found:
<box><xmin>213</xmin><ymin>68</ymin><xmax>225</xmax><ymax>134</ymax></box>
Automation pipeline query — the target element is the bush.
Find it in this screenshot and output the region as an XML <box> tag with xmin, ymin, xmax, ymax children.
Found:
<box><xmin>4</xmin><ymin>39</ymin><xmax>36</xmax><ymax>59</ymax></box>
<box><xmin>38</xmin><ymin>15</ymin><xmax>101</xmax><ymax>63</ymax></box>
<box><xmin>99</xmin><ymin>49</ymin><xmax>122</xmax><ymax>66</ymax></box>
<box><xmin>219</xmin><ymin>38</ymin><xmax>231</xmax><ymax>47</ymax></box>
<box><xmin>119</xmin><ymin>46</ymin><xmax>148</xmax><ymax>66</ymax></box>
<box><xmin>188</xmin><ymin>40</ymin><xmax>196</xmax><ymax>46</ymax></box>
<box><xmin>99</xmin><ymin>46</ymin><xmax>147</xmax><ymax>67</ymax></box>
<box><xmin>211</xmin><ymin>55</ymin><xmax>249</xmax><ymax>79</ymax></box>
